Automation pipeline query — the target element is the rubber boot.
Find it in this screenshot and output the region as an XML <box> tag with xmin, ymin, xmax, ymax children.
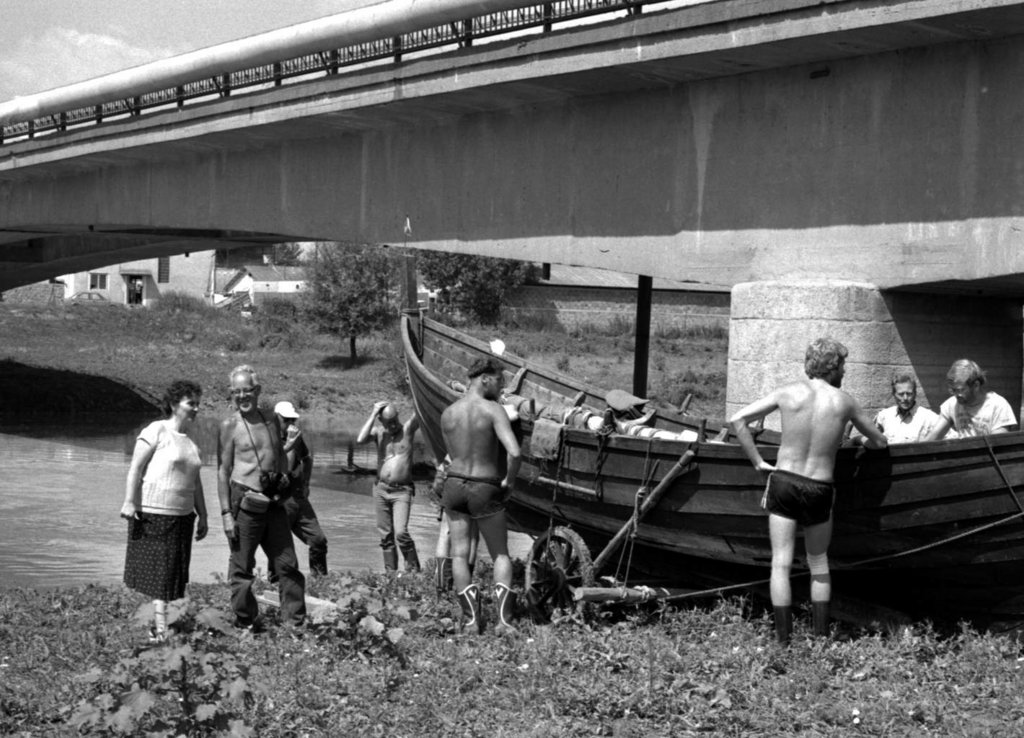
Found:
<box><xmin>309</xmin><ymin>543</ymin><xmax>328</xmax><ymax>577</ymax></box>
<box><xmin>457</xmin><ymin>584</ymin><xmax>483</xmax><ymax>634</ymax></box>
<box><xmin>383</xmin><ymin>548</ymin><xmax>399</xmax><ymax>572</ymax></box>
<box><xmin>773</xmin><ymin>606</ymin><xmax>792</xmax><ymax>646</ymax></box>
<box><xmin>812</xmin><ymin>600</ymin><xmax>830</xmax><ymax>638</ymax></box>
<box><xmin>434</xmin><ymin>557</ymin><xmax>453</xmax><ymax>595</ymax></box>
<box><xmin>495</xmin><ymin>583</ymin><xmax>517</xmax><ymax>633</ymax></box>
<box><xmin>403</xmin><ymin>547</ymin><xmax>422</xmax><ymax>573</ymax></box>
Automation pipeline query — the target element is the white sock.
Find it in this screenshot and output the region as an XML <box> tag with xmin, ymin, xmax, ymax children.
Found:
<box><xmin>153</xmin><ymin>600</ymin><xmax>167</xmax><ymax>635</ymax></box>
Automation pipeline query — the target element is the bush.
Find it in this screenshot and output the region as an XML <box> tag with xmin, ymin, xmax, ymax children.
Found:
<box><xmin>152</xmin><ymin>291</ymin><xmax>214</xmax><ymax>316</ymax></box>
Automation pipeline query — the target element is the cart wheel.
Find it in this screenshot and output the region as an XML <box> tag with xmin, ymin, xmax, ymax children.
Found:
<box><xmin>525</xmin><ymin>526</ymin><xmax>595</xmax><ymax>624</ymax></box>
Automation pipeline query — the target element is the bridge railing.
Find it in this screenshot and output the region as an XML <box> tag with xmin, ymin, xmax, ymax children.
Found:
<box><xmin>0</xmin><ymin>0</ymin><xmax>668</xmax><ymax>146</ymax></box>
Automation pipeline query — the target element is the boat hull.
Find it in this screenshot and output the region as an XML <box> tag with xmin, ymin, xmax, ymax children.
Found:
<box><xmin>403</xmin><ymin>314</ymin><xmax>1024</xmax><ymax>624</ymax></box>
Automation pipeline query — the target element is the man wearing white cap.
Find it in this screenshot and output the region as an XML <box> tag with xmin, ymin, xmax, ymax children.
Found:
<box><xmin>273</xmin><ymin>401</ymin><xmax>328</xmax><ymax>578</ymax></box>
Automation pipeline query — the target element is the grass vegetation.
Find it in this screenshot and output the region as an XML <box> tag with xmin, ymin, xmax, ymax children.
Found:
<box><xmin>460</xmin><ymin>314</ymin><xmax>728</xmax><ymax>420</ymax></box>
<box><xmin>0</xmin><ymin>295</ymin><xmax>728</xmax><ymax>421</ymax></box>
<box><xmin>0</xmin><ymin>294</ymin><xmax>408</xmax><ymax>421</ymax></box>
<box><xmin>3</xmin><ymin>569</ymin><xmax>1024</xmax><ymax>737</ymax></box>
<box><xmin>6</xmin><ymin>296</ymin><xmax>1024</xmax><ymax>735</ymax></box>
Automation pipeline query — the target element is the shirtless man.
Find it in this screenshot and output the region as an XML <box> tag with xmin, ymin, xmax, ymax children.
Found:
<box><xmin>729</xmin><ymin>338</ymin><xmax>886</xmax><ymax>644</ymax></box>
<box><xmin>218</xmin><ymin>365</ymin><xmax>306</xmax><ymax>629</ymax></box>
<box><xmin>440</xmin><ymin>358</ymin><xmax>521</xmax><ymax>634</ymax></box>
<box><xmin>357</xmin><ymin>401</ymin><xmax>422</xmax><ymax>572</ymax></box>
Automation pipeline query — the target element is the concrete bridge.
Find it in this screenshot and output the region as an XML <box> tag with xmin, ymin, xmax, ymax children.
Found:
<box><xmin>2</xmin><ymin>0</ymin><xmax>1024</xmax><ymax>421</ymax></box>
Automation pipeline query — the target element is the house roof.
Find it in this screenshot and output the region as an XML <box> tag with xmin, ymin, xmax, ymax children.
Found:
<box><xmin>214</xmin><ymin>268</ymin><xmax>242</xmax><ymax>290</ymax></box>
<box><xmin>245</xmin><ymin>265</ymin><xmax>307</xmax><ymax>282</ymax></box>
<box><xmin>535</xmin><ymin>264</ymin><xmax>728</xmax><ymax>292</ymax></box>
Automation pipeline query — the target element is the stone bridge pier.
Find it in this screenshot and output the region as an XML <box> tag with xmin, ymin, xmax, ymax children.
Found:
<box><xmin>726</xmin><ymin>281</ymin><xmax>1023</xmax><ymax>431</ymax></box>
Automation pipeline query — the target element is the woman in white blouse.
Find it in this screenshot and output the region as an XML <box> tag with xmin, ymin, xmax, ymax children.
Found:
<box><xmin>120</xmin><ymin>380</ymin><xmax>208</xmax><ymax>643</ymax></box>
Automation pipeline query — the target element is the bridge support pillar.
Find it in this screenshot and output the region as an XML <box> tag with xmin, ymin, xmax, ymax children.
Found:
<box><xmin>726</xmin><ymin>280</ymin><xmax>1022</xmax><ymax>431</ymax></box>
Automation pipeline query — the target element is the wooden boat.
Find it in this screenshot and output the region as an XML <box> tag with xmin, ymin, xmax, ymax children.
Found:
<box><xmin>402</xmin><ymin>312</ymin><xmax>1024</xmax><ymax>626</ymax></box>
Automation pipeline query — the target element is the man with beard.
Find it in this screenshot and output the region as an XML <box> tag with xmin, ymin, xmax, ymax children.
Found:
<box><xmin>924</xmin><ymin>359</ymin><xmax>1017</xmax><ymax>440</ymax></box>
<box><xmin>729</xmin><ymin>338</ymin><xmax>886</xmax><ymax>645</ymax></box>
<box><xmin>218</xmin><ymin>364</ymin><xmax>306</xmax><ymax>630</ymax></box>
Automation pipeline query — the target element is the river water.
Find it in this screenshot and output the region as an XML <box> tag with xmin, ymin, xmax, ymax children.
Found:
<box><xmin>0</xmin><ymin>414</ymin><xmax>531</xmax><ymax>590</ymax></box>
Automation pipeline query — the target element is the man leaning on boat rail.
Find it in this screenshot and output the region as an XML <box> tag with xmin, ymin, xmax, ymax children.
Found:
<box><xmin>923</xmin><ymin>359</ymin><xmax>1018</xmax><ymax>440</ymax></box>
<box><xmin>850</xmin><ymin>372</ymin><xmax>941</xmax><ymax>444</ymax></box>
<box><xmin>729</xmin><ymin>338</ymin><xmax>887</xmax><ymax>646</ymax></box>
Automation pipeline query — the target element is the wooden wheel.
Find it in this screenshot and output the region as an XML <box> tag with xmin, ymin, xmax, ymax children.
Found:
<box><xmin>525</xmin><ymin>526</ymin><xmax>595</xmax><ymax>623</ymax></box>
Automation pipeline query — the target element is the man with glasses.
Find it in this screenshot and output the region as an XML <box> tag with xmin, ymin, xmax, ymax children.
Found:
<box><xmin>218</xmin><ymin>365</ymin><xmax>306</xmax><ymax>630</ymax></box>
<box><xmin>852</xmin><ymin>372</ymin><xmax>941</xmax><ymax>444</ymax></box>
<box><xmin>924</xmin><ymin>359</ymin><xmax>1017</xmax><ymax>440</ymax></box>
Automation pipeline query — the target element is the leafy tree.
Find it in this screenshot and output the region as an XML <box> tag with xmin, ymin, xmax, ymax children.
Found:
<box><xmin>417</xmin><ymin>252</ymin><xmax>534</xmax><ymax>323</ymax></box>
<box><xmin>271</xmin><ymin>242</ymin><xmax>305</xmax><ymax>266</ymax></box>
<box><xmin>302</xmin><ymin>242</ymin><xmax>393</xmax><ymax>365</ymax></box>
<box><xmin>215</xmin><ymin>242</ymin><xmax>305</xmax><ymax>267</ymax></box>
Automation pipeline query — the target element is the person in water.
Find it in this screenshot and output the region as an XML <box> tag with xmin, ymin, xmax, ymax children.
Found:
<box><xmin>357</xmin><ymin>401</ymin><xmax>422</xmax><ymax>573</ymax></box>
<box><xmin>269</xmin><ymin>400</ymin><xmax>327</xmax><ymax>580</ymax></box>
<box><xmin>729</xmin><ymin>338</ymin><xmax>886</xmax><ymax>644</ymax></box>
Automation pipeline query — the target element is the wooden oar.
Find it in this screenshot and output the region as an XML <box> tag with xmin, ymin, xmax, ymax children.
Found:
<box><xmin>591</xmin><ymin>446</ymin><xmax>697</xmax><ymax>573</ymax></box>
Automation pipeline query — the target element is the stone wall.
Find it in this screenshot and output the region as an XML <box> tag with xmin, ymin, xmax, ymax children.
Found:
<box><xmin>505</xmin><ymin>284</ymin><xmax>729</xmax><ymax>332</ymax></box>
<box><xmin>727</xmin><ymin>281</ymin><xmax>1024</xmax><ymax>428</ymax></box>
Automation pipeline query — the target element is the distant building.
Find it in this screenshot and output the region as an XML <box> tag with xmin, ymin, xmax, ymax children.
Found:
<box><xmin>56</xmin><ymin>251</ymin><xmax>216</xmax><ymax>306</ymax></box>
<box><xmin>215</xmin><ymin>264</ymin><xmax>308</xmax><ymax>308</ymax></box>
<box><xmin>504</xmin><ymin>263</ymin><xmax>729</xmax><ymax>331</ymax></box>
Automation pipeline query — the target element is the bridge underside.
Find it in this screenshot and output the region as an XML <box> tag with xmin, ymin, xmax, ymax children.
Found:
<box><xmin>3</xmin><ymin>0</ymin><xmax>1024</xmax><ymax>295</ymax></box>
<box><xmin>2</xmin><ymin>0</ymin><xmax>1023</xmax><ymax>420</ymax></box>
<box><xmin>0</xmin><ymin>230</ymin><xmax>285</xmax><ymax>287</ymax></box>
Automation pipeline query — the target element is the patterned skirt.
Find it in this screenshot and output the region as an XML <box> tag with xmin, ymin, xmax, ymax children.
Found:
<box><xmin>123</xmin><ymin>512</ymin><xmax>196</xmax><ymax>600</ymax></box>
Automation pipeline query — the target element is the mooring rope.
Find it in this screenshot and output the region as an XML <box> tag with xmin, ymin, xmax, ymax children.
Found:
<box><xmin>655</xmin><ymin>507</ymin><xmax>1024</xmax><ymax>603</ymax></box>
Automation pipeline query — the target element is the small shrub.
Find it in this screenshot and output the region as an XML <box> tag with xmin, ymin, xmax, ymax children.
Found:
<box><xmin>152</xmin><ymin>291</ymin><xmax>213</xmax><ymax>316</ymax></box>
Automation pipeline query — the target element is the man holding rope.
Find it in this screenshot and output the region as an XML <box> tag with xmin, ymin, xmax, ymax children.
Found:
<box><xmin>729</xmin><ymin>338</ymin><xmax>887</xmax><ymax>645</ymax></box>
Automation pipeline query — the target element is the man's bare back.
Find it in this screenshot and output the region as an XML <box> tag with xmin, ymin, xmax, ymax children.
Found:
<box><xmin>772</xmin><ymin>379</ymin><xmax>875</xmax><ymax>482</ymax></box>
<box><xmin>730</xmin><ymin>352</ymin><xmax>885</xmax><ymax>482</ymax></box>
<box><xmin>442</xmin><ymin>394</ymin><xmax>514</xmax><ymax>483</ymax></box>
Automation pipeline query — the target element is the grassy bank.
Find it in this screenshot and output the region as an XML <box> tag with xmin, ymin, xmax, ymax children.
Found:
<box><xmin>2</xmin><ymin>571</ymin><xmax>1023</xmax><ymax>737</ymax></box>
<box><xmin>0</xmin><ymin>296</ymin><xmax>727</xmax><ymax>422</ymax></box>
<box><xmin>4</xmin><ymin>299</ymin><xmax>1024</xmax><ymax>734</ymax></box>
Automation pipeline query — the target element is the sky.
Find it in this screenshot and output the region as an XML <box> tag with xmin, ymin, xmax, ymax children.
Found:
<box><xmin>0</xmin><ymin>0</ymin><xmax>369</xmax><ymax>102</ymax></box>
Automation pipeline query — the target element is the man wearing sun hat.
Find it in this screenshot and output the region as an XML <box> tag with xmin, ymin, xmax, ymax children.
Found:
<box><xmin>272</xmin><ymin>400</ymin><xmax>328</xmax><ymax>579</ymax></box>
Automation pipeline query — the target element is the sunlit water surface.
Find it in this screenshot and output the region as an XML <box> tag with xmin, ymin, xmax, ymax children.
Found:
<box><xmin>0</xmin><ymin>414</ymin><xmax>530</xmax><ymax>589</ymax></box>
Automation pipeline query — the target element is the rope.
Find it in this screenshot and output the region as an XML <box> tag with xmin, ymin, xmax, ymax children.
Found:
<box><xmin>983</xmin><ymin>434</ymin><xmax>1024</xmax><ymax>514</ymax></box>
<box><xmin>613</xmin><ymin>445</ymin><xmax>658</xmax><ymax>585</ymax></box>
<box><xmin>657</xmin><ymin>508</ymin><xmax>1024</xmax><ymax>603</ymax></box>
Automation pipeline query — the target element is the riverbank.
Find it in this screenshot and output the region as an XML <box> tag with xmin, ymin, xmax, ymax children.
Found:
<box><xmin>3</xmin><ymin>572</ymin><xmax>1023</xmax><ymax>736</ymax></box>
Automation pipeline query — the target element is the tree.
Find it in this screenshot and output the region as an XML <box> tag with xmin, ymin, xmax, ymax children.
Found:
<box><xmin>417</xmin><ymin>252</ymin><xmax>535</xmax><ymax>323</ymax></box>
<box><xmin>302</xmin><ymin>242</ymin><xmax>393</xmax><ymax>365</ymax></box>
<box><xmin>271</xmin><ymin>242</ymin><xmax>305</xmax><ymax>266</ymax></box>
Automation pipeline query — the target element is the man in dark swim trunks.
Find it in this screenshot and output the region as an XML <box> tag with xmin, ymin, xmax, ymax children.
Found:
<box><xmin>729</xmin><ymin>338</ymin><xmax>886</xmax><ymax>644</ymax></box>
<box><xmin>440</xmin><ymin>357</ymin><xmax>521</xmax><ymax>634</ymax></box>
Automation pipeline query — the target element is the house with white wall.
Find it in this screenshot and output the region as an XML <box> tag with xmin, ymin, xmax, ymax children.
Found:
<box><xmin>57</xmin><ymin>251</ymin><xmax>216</xmax><ymax>306</ymax></box>
<box><xmin>216</xmin><ymin>264</ymin><xmax>307</xmax><ymax>307</ymax></box>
